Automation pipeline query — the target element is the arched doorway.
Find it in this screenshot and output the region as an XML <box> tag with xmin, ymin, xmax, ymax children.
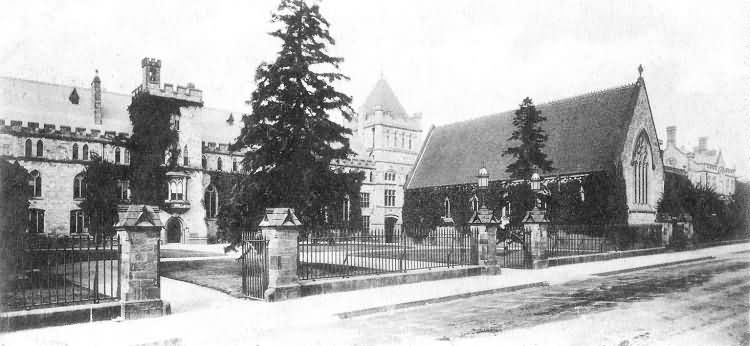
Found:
<box><xmin>166</xmin><ymin>217</ymin><xmax>183</xmax><ymax>243</ymax></box>
<box><xmin>384</xmin><ymin>216</ymin><xmax>398</xmax><ymax>243</ymax></box>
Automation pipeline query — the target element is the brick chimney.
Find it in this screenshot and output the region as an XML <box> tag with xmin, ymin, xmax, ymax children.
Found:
<box><xmin>698</xmin><ymin>137</ymin><xmax>708</xmax><ymax>152</ymax></box>
<box><xmin>666</xmin><ymin>126</ymin><xmax>676</xmax><ymax>146</ymax></box>
<box><xmin>92</xmin><ymin>70</ymin><xmax>102</xmax><ymax>125</ymax></box>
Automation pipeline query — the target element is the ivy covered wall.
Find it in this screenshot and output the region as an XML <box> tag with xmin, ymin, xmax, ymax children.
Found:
<box><xmin>127</xmin><ymin>93</ymin><xmax>197</xmax><ymax>206</ymax></box>
<box><xmin>403</xmin><ymin>170</ymin><xmax>628</xmax><ymax>228</ymax></box>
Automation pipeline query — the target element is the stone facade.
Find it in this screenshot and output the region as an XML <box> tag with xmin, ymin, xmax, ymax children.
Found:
<box><xmin>0</xmin><ymin>57</ymin><xmax>391</xmax><ymax>242</ymax></box>
<box><xmin>620</xmin><ymin>81</ymin><xmax>664</xmax><ymax>224</ymax></box>
<box><xmin>662</xmin><ymin>126</ymin><xmax>736</xmax><ymax>196</ymax></box>
<box><xmin>348</xmin><ymin>78</ymin><xmax>422</xmax><ymax>234</ymax></box>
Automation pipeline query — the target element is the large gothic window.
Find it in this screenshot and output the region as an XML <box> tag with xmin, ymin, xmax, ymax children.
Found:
<box><xmin>632</xmin><ymin>132</ymin><xmax>651</xmax><ymax>205</ymax></box>
<box><xmin>204</xmin><ymin>185</ymin><xmax>218</xmax><ymax>218</ymax></box>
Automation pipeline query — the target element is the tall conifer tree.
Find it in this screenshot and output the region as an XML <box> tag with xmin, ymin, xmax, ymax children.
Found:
<box><xmin>503</xmin><ymin>97</ymin><xmax>554</xmax><ymax>179</ymax></box>
<box><xmin>225</xmin><ymin>0</ymin><xmax>362</xmax><ymax>237</ymax></box>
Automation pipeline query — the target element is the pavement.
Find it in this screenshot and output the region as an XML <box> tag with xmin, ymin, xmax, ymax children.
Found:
<box><xmin>1</xmin><ymin>242</ymin><xmax>747</xmax><ymax>346</ymax></box>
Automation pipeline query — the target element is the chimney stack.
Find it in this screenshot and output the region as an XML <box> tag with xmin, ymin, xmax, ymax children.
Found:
<box><xmin>698</xmin><ymin>137</ymin><xmax>708</xmax><ymax>152</ymax></box>
<box><xmin>666</xmin><ymin>126</ymin><xmax>676</xmax><ymax>147</ymax></box>
<box><xmin>91</xmin><ymin>70</ymin><xmax>102</xmax><ymax>125</ymax></box>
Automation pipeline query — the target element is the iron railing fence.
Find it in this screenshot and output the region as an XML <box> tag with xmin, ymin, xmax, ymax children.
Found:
<box><xmin>547</xmin><ymin>223</ymin><xmax>663</xmax><ymax>258</ymax></box>
<box><xmin>497</xmin><ymin>224</ymin><xmax>531</xmax><ymax>269</ymax></box>
<box><xmin>297</xmin><ymin>224</ymin><xmax>478</xmax><ymax>281</ymax></box>
<box><xmin>0</xmin><ymin>234</ymin><xmax>121</xmax><ymax>312</ymax></box>
<box><xmin>239</xmin><ymin>232</ymin><xmax>269</xmax><ymax>299</ymax></box>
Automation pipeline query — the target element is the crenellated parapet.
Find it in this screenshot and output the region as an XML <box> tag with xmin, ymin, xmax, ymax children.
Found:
<box><xmin>201</xmin><ymin>141</ymin><xmax>244</xmax><ymax>157</ymax></box>
<box><xmin>0</xmin><ymin>119</ymin><xmax>130</xmax><ymax>144</ymax></box>
<box><xmin>132</xmin><ymin>83</ymin><xmax>203</xmax><ymax>105</ymax></box>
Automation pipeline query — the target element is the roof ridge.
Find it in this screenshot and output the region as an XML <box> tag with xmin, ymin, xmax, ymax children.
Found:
<box><xmin>435</xmin><ymin>82</ymin><xmax>638</xmax><ymax>130</ymax></box>
<box><xmin>0</xmin><ymin>75</ymin><xmax>132</xmax><ymax>97</ymax></box>
<box><xmin>537</xmin><ymin>82</ymin><xmax>638</xmax><ymax>107</ymax></box>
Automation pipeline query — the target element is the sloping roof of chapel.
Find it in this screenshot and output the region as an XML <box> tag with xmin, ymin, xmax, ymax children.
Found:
<box><xmin>407</xmin><ymin>81</ymin><xmax>643</xmax><ymax>189</ymax></box>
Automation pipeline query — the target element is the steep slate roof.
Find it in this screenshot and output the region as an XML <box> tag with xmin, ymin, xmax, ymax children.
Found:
<box><xmin>408</xmin><ymin>82</ymin><xmax>642</xmax><ymax>189</ymax></box>
<box><xmin>0</xmin><ymin>76</ymin><xmax>242</xmax><ymax>143</ymax></box>
<box><xmin>360</xmin><ymin>78</ymin><xmax>408</xmax><ymax>116</ymax></box>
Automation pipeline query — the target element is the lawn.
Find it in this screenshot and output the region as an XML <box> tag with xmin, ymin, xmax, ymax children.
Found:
<box><xmin>159</xmin><ymin>258</ymin><xmax>243</xmax><ymax>295</ymax></box>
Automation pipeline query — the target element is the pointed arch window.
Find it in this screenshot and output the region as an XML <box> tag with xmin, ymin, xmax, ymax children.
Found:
<box><xmin>124</xmin><ymin>149</ymin><xmax>130</xmax><ymax>165</ymax></box>
<box><xmin>72</xmin><ymin>143</ymin><xmax>79</xmax><ymax>160</ymax></box>
<box><xmin>201</xmin><ymin>155</ymin><xmax>207</xmax><ymax>169</ymax></box>
<box><xmin>204</xmin><ymin>185</ymin><xmax>218</xmax><ymax>218</ymax></box>
<box><xmin>232</xmin><ymin>159</ymin><xmax>238</xmax><ymax>172</ymax></box>
<box><xmin>115</xmin><ymin>148</ymin><xmax>121</xmax><ymax>163</ymax></box>
<box><xmin>82</xmin><ymin>144</ymin><xmax>89</xmax><ymax>161</ymax></box>
<box><xmin>444</xmin><ymin>197</ymin><xmax>451</xmax><ymax>219</ymax></box>
<box><xmin>217</xmin><ymin>157</ymin><xmax>223</xmax><ymax>171</ymax></box>
<box><xmin>470</xmin><ymin>195</ymin><xmax>479</xmax><ymax>213</ymax></box>
<box><xmin>632</xmin><ymin>132</ymin><xmax>652</xmax><ymax>205</ymax></box>
<box><xmin>30</xmin><ymin>170</ymin><xmax>42</xmax><ymax>197</ymax></box>
<box><xmin>25</xmin><ymin>139</ymin><xmax>33</xmax><ymax>157</ymax></box>
<box><xmin>73</xmin><ymin>173</ymin><xmax>86</xmax><ymax>199</ymax></box>
<box><xmin>36</xmin><ymin>140</ymin><xmax>43</xmax><ymax>157</ymax></box>
<box><xmin>183</xmin><ymin>145</ymin><xmax>189</xmax><ymax>166</ymax></box>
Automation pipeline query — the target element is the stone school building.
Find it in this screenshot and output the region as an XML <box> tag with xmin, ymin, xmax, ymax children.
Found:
<box><xmin>0</xmin><ymin>57</ymin><xmax>424</xmax><ymax>243</ymax></box>
<box><xmin>405</xmin><ymin>71</ymin><xmax>664</xmax><ymax>226</ymax></box>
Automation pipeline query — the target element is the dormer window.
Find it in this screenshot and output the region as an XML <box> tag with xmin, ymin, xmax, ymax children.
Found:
<box><xmin>69</xmin><ymin>88</ymin><xmax>80</xmax><ymax>105</ymax></box>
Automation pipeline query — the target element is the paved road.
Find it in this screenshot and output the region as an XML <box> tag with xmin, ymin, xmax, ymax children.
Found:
<box><xmin>287</xmin><ymin>250</ymin><xmax>750</xmax><ymax>345</ymax></box>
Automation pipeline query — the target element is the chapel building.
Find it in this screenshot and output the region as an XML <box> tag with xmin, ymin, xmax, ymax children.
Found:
<box><xmin>405</xmin><ymin>70</ymin><xmax>664</xmax><ymax>225</ymax></box>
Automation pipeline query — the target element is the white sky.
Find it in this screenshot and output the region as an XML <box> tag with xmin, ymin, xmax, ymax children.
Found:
<box><xmin>1</xmin><ymin>0</ymin><xmax>748</xmax><ymax>177</ymax></box>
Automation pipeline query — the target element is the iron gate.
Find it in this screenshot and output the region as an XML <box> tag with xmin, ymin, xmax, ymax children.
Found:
<box><xmin>498</xmin><ymin>225</ymin><xmax>531</xmax><ymax>269</ymax></box>
<box><xmin>240</xmin><ymin>232</ymin><xmax>269</xmax><ymax>299</ymax></box>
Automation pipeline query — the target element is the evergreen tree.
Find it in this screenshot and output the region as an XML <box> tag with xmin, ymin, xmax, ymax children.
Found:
<box><xmin>223</xmin><ymin>0</ymin><xmax>362</xmax><ymax>241</ymax></box>
<box><xmin>503</xmin><ymin>97</ymin><xmax>553</xmax><ymax>179</ymax></box>
<box><xmin>0</xmin><ymin>159</ymin><xmax>31</xmax><ymax>236</ymax></box>
<box><xmin>0</xmin><ymin>159</ymin><xmax>31</xmax><ymax>296</ymax></box>
<box><xmin>80</xmin><ymin>154</ymin><xmax>125</xmax><ymax>236</ymax></box>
